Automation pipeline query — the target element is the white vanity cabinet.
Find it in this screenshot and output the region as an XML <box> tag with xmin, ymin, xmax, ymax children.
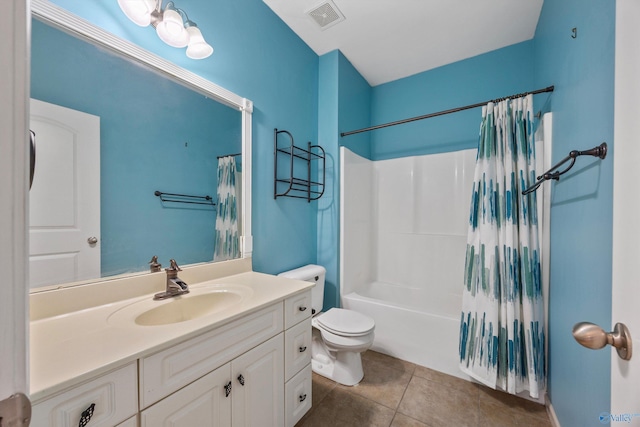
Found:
<box><xmin>31</xmin><ymin>287</ymin><xmax>313</xmax><ymax>427</ymax></box>
<box><xmin>139</xmin><ymin>290</ymin><xmax>313</xmax><ymax>427</ymax></box>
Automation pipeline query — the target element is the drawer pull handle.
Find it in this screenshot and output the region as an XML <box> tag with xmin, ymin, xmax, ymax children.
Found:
<box><xmin>237</xmin><ymin>374</ymin><xmax>245</xmax><ymax>386</ymax></box>
<box><xmin>298</xmin><ymin>306</ymin><xmax>307</xmax><ymax>312</ymax></box>
<box><xmin>224</xmin><ymin>381</ymin><xmax>232</xmax><ymax>397</ymax></box>
<box><xmin>299</xmin><ymin>394</ymin><xmax>307</xmax><ymax>402</ymax></box>
<box><xmin>299</xmin><ymin>346</ymin><xmax>307</xmax><ymax>352</ymax></box>
<box><xmin>78</xmin><ymin>403</ymin><xmax>95</xmax><ymax>427</ymax></box>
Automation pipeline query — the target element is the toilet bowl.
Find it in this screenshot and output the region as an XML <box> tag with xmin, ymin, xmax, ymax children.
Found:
<box><xmin>278</xmin><ymin>265</ymin><xmax>375</xmax><ymax>386</ymax></box>
<box><xmin>311</xmin><ymin>308</ymin><xmax>374</xmax><ymax>385</ymax></box>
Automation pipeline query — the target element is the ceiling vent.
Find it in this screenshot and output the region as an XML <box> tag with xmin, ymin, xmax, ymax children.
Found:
<box><xmin>306</xmin><ymin>0</ymin><xmax>345</xmax><ymax>31</ymax></box>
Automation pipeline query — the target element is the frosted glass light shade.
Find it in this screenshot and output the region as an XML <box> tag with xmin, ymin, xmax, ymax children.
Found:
<box><xmin>156</xmin><ymin>9</ymin><xmax>189</xmax><ymax>47</ymax></box>
<box><xmin>117</xmin><ymin>0</ymin><xmax>157</xmax><ymax>27</ymax></box>
<box><xmin>186</xmin><ymin>26</ymin><xmax>213</xmax><ymax>59</ymax></box>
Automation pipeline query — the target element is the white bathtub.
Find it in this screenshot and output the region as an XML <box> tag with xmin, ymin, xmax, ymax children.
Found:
<box><xmin>342</xmin><ymin>281</ymin><xmax>471</xmax><ymax>381</ymax></box>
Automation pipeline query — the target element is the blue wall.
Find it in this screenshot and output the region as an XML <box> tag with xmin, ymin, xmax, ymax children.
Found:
<box><xmin>47</xmin><ymin>0</ymin><xmax>320</xmax><ymax>275</ymax></box>
<box><xmin>318</xmin><ymin>50</ymin><xmax>371</xmax><ymax>310</ymax></box>
<box><xmin>31</xmin><ymin>19</ymin><xmax>240</xmax><ymax>276</ymax></box>
<box><xmin>534</xmin><ymin>1</ymin><xmax>615</xmax><ymax>426</ymax></box>
<box><xmin>369</xmin><ymin>41</ymin><xmax>537</xmax><ymax>160</ymax></box>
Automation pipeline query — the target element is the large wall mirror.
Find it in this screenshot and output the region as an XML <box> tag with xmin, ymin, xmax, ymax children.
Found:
<box><xmin>29</xmin><ymin>0</ymin><xmax>253</xmax><ymax>291</ymax></box>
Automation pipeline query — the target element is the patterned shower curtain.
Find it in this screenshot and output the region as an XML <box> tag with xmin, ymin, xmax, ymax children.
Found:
<box><xmin>214</xmin><ymin>156</ymin><xmax>239</xmax><ymax>261</ymax></box>
<box><xmin>458</xmin><ymin>95</ymin><xmax>545</xmax><ymax>398</ymax></box>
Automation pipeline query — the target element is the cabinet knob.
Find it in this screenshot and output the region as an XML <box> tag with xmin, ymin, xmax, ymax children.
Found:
<box><xmin>224</xmin><ymin>381</ymin><xmax>232</xmax><ymax>397</ymax></box>
<box><xmin>298</xmin><ymin>306</ymin><xmax>307</xmax><ymax>312</ymax></box>
<box><xmin>237</xmin><ymin>374</ymin><xmax>245</xmax><ymax>386</ymax></box>
<box><xmin>78</xmin><ymin>403</ymin><xmax>95</xmax><ymax>427</ymax></box>
<box><xmin>299</xmin><ymin>346</ymin><xmax>307</xmax><ymax>353</ymax></box>
<box><xmin>299</xmin><ymin>394</ymin><xmax>307</xmax><ymax>402</ymax></box>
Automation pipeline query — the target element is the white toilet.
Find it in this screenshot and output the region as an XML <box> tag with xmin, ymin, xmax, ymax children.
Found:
<box><xmin>279</xmin><ymin>264</ymin><xmax>375</xmax><ymax>386</ymax></box>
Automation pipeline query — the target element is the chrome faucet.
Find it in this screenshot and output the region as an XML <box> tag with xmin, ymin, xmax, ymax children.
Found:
<box><xmin>153</xmin><ymin>259</ymin><xmax>189</xmax><ymax>300</ymax></box>
<box><xmin>149</xmin><ymin>255</ymin><xmax>162</xmax><ymax>273</ymax></box>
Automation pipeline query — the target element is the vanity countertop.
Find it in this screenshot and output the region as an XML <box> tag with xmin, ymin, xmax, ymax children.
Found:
<box><xmin>29</xmin><ymin>259</ymin><xmax>313</xmax><ymax>403</ymax></box>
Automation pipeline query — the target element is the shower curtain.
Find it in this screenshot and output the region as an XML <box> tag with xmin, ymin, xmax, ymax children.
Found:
<box><xmin>458</xmin><ymin>95</ymin><xmax>545</xmax><ymax>398</ymax></box>
<box><xmin>213</xmin><ymin>156</ymin><xmax>239</xmax><ymax>261</ymax></box>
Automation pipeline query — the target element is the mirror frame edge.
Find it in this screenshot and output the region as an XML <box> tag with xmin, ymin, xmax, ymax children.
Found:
<box><xmin>30</xmin><ymin>0</ymin><xmax>253</xmax><ymax>261</ymax></box>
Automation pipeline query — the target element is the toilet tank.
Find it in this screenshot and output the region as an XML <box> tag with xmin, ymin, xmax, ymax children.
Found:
<box><xmin>278</xmin><ymin>264</ymin><xmax>325</xmax><ymax>314</ymax></box>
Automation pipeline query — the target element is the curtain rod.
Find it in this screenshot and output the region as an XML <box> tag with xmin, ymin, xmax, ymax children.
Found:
<box><xmin>340</xmin><ymin>85</ymin><xmax>555</xmax><ymax>138</ymax></box>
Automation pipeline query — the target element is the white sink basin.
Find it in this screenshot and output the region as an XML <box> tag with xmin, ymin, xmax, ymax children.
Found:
<box><xmin>108</xmin><ymin>284</ymin><xmax>253</xmax><ymax>327</ymax></box>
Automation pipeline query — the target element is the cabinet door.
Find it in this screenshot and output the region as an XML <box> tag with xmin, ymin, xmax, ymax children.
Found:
<box><xmin>231</xmin><ymin>334</ymin><xmax>284</xmax><ymax>427</ymax></box>
<box><xmin>140</xmin><ymin>363</ymin><xmax>231</xmax><ymax>427</ymax></box>
<box><xmin>285</xmin><ymin>364</ymin><xmax>312</xmax><ymax>427</ymax></box>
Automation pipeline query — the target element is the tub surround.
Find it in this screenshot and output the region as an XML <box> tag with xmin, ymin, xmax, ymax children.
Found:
<box><xmin>340</xmin><ymin>146</ymin><xmax>475</xmax><ymax>380</ymax></box>
<box><xmin>30</xmin><ymin>258</ymin><xmax>314</xmax><ymax>403</ymax></box>
<box><xmin>340</xmin><ymin>133</ymin><xmax>550</xmax><ymax>388</ymax></box>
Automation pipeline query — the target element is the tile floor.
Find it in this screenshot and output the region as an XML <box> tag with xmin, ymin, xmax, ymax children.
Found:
<box><xmin>296</xmin><ymin>351</ymin><xmax>553</xmax><ymax>427</ymax></box>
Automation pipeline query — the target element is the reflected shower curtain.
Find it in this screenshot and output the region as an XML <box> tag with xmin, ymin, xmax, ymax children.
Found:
<box><xmin>214</xmin><ymin>156</ymin><xmax>239</xmax><ymax>261</ymax></box>
<box><xmin>458</xmin><ymin>95</ymin><xmax>545</xmax><ymax>398</ymax></box>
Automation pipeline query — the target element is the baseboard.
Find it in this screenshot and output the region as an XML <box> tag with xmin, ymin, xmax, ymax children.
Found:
<box><xmin>546</xmin><ymin>397</ymin><xmax>561</xmax><ymax>427</ymax></box>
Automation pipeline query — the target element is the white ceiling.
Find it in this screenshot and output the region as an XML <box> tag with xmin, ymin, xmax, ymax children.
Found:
<box><xmin>262</xmin><ymin>0</ymin><xmax>544</xmax><ymax>86</ymax></box>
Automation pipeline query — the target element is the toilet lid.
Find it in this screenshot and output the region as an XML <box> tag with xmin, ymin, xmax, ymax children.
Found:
<box><xmin>316</xmin><ymin>308</ymin><xmax>375</xmax><ymax>336</ymax></box>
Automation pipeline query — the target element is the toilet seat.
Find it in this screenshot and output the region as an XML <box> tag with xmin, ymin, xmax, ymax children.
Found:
<box><xmin>316</xmin><ymin>308</ymin><xmax>375</xmax><ymax>337</ymax></box>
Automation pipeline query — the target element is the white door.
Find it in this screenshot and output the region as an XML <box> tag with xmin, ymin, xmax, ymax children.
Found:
<box><xmin>0</xmin><ymin>0</ymin><xmax>29</xmax><ymax>419</ymax></box>
<box><xmin>232</xmin><ymin>334</ymin><xmax>284</xmax><ymax>427</ymax></box>
<box><xmin>29</xmin><ymin>99</ymin><xmax>100</xmax><ymax>288</ymax></box>
<box><xmin>611</xmin><ymin>0</ymin><xmax>640</xmax><ymax>424</ymax></box>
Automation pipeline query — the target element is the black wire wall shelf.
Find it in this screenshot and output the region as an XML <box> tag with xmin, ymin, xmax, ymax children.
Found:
<box><xmin>274</xmin><ymin>128</ymin><xmax>325</xmax><ymax>202</ymax></box>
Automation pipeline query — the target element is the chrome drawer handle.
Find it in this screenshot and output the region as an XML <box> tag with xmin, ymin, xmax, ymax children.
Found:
<box><xmin>78</xmin><ymin>403</ymin><xmax>95</xmax><ymax>427</ymax></box>
<box><xmin>299</xmin><ymin>346</ymin><xmax>307</xmax><ymax>353</ymax></box>
<box><xmin>299</xmin><ymin>394</ymin><xmax>307</xmax><ymax>402</ymax></box>
<box><xmin>298</xmin><ymin>306</ymin><xmax>307</xmax><ymax>312</ymax></box>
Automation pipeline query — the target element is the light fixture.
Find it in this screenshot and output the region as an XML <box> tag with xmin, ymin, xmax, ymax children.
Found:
<box><xmin>117</xmin><ymin>0</ymin><xmax>213</xmax><ymax>59</ymax></box>
<box><xmin>117</xmin><ymin>0</ymin><xmax>156</xmax><ymax>27</ymax></box>
<box><xmin>185</xmin><ymin>24</ymin><xmax>213</xmax><ymax>59</ymax></box>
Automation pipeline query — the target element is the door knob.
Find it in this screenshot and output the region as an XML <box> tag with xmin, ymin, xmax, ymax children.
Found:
<box><xmin>87</xmin><ymin>236</ymin><xmax>98</xmax><ymax>245</ymax></box>
<box><xmin>572</xmin><ymin>322</ymin><xmax>632</xmax><ymax>361</ymax></box>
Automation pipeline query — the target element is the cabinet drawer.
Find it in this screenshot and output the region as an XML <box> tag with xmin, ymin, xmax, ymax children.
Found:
<box><xmin>284</xmin><ymin>291</ymin><xmax>312</xmax><ymax>329</ymax></box>
<box><xmin>284</xmin><ymin>318</ymin><xmax>312</xmax><ymax>381</ymax></box>
<box><xmin>139</xmin><ymin>303</ymin><xmax>283</xmax><ymax>408</ymax></box>
<box><xmin>31</xmin><ymin>363</ymin><xmax>138</xmax><ymax>427</ymax></box>
<box><xmin>285</xmin><ymin>364</ymin><xmax>312</xmax><ymax>427</ymax></box>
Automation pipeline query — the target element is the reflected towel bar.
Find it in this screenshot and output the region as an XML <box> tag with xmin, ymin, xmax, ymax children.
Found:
<box><xmin>521</xmin><ymin>142</ymin><xmax>607</xmax><ymax>195</ymax></box>
<box><xmin>217</xmin><ymin>152</ymin><xmax>241</xmax><ymax>159</ymax></box>
<box><xmin>154</xmin><ymin>190</ymin><xmax>215</xmax><ymax>206</ymax></box>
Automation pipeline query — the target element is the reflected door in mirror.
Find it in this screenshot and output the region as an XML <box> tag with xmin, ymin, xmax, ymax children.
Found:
<box><xmin>29</xmin><ymin>99</ymin><xmax>101</xmax><ymax>288</ymax></box>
